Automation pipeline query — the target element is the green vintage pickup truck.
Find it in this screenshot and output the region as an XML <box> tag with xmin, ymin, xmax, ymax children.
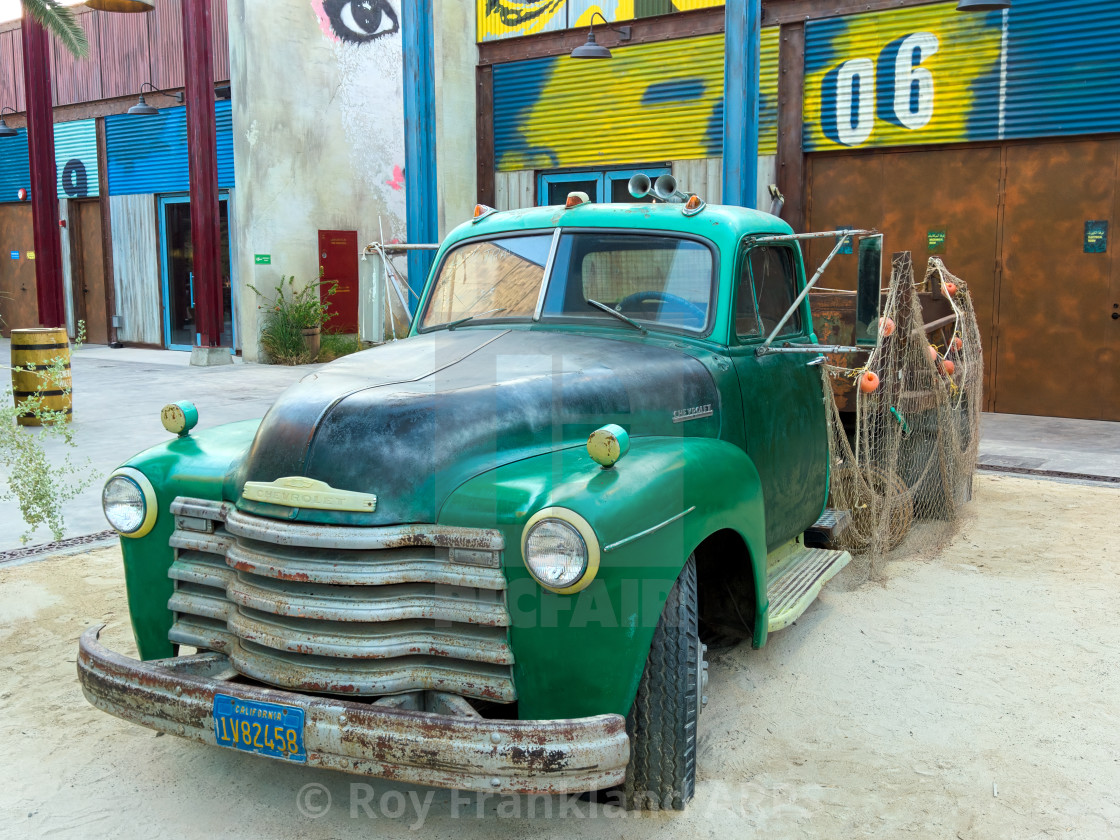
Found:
<box><xmin>81</xmin><ymin>186</ymin><xmax>857</xmax><ymax>811</ymax></box>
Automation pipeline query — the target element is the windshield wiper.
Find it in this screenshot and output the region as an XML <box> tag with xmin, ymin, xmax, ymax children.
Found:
<box><xmin>445</xmin><ymin>308</ymin><xmax>506</xmax><ymax>330</ymax></box>
<box><xmin>586</xmin><ymin>299</ymin><xmax>647</xmax><ymax>334</ymax></box>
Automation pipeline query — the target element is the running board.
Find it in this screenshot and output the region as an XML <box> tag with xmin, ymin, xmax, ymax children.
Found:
<box><xmin>766</xmin><ymin>547</ymin><xmax>851</xmax><ymax>633</ymax></box>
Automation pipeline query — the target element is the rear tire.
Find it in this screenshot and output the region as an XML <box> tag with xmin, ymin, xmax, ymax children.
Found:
<box><xmin>622</xmin><ymin>555</ymin><xmax>703</xmax><ymax>810</ymax></box>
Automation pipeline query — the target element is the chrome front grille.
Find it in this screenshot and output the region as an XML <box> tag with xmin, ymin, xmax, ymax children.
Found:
<box><xmin>166</xmin><ymin>498</ymin><xmax>515</xmax><ymax>702</ymax></box>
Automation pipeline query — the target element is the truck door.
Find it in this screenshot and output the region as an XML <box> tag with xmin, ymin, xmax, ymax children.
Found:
<box><xmin>728</xmin><ymin>242</ymin><xmax>830</xmax><ymax>550</ymax></box>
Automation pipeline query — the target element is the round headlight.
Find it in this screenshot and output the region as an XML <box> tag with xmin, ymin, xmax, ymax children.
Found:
<box><xmin>521</xmin><ymin>507</ymin><xmax>601</xmax><ymax>594</ymax></box>
<box><xmin>102</xmin><ymin>468</ymin><xmax>157</xmax><ymax>538</ymax></box>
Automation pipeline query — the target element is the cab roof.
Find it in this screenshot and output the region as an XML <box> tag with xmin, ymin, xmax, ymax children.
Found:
<box><xmin>443</xmin><ymin>201</ymin><xmax>794</xmax><ymax>252</ymax></box>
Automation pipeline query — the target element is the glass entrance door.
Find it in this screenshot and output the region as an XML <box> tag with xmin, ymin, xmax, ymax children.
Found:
<box><xmin>159</xmin><ymin>194</ymin><xmax>236</xmax><ymax>350</ymax></box>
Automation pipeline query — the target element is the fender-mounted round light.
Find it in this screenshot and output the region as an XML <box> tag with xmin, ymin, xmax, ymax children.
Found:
<box><xmin>160</xmin><ymin>401</ymin><xmax>198</xmax><ymax>436</ymax></box>
<box><xmin>521</xmin><ymin>507</ymin><xmax>601</xmax><ymax>594</ymax></box>
<box><xmin>587</xmin><ymin>423</ymin><xmax>630</xmax><ymax>468</ymax></box>
<box><xmin>102</xmin><ymin>467</ymin><xmax>158</xmax><ymax>538</ymax></box>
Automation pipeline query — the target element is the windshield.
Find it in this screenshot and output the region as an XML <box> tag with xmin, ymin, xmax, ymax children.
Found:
<box><xmin>418</xmin><ymin>235</ymin><xmax>553</xmax><ymax>330</ymax></box>
<box><xmin>541</xmin><ymin>233</ymin><xmax>714</xmax><ymax>333</ymax></box>
<box><xmin>419</xmin><ymin>231</ymin><xmax>715</xmax><ymax>334</ymax></box>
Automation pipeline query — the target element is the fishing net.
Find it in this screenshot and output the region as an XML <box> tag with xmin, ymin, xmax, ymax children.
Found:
<box><xmin>822</xmin><ymin>253</ymin><xmax>983</xmax><ymax>581</ymax></box>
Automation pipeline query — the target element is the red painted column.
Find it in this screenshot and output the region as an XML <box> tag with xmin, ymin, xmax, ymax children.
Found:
<box><xmin>180</xmin><ymin>0</ymin><xmax>223</xmax><ymax>347</ymax></box>
<box><xmin>21</xmin><ymin>14</ymin><xmax>65</xmax><ymax>329</ymax></box>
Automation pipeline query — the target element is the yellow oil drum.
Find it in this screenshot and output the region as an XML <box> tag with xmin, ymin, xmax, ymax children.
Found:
<box><xmin>10</xmin><ymin>327</ymin><xmax>72</xmax><ymax>426</ymax></box>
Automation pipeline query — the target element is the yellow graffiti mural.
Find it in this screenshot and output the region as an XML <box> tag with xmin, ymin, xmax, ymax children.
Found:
<box><xmin>495</xmin><ymin>28</ymin><xmax>778</xmax><ymax>171</ymax></box>
<box><xmin>478</xmin><ymin>0</ymin><xmax>724</xmax><ymax>43</ymax></box>
<box><xmin>802</xmin><ymin>1</ymin><xmax>1004</xmax><ymax>151</ymax></box>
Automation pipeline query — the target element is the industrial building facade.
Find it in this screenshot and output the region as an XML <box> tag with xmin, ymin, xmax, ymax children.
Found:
<box><xmin>472</xmin><ymin>0</ymin><xmax>1120</xmax><ymax>422</ymax></box>
<box><xmin>0</xmin><ymin>0</ymin><xmax>1117</xmax><ymax>421</ymax></box>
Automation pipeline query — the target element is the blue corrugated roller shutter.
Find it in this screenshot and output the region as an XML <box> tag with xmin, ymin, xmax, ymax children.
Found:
<box><xmin>106</xmin><ymin>99</ymin><xmax>235</xmax><ymax>195</ymax></box>
<box><xmin>1003</xmin><ymin>0</ymin><xmax>1120</xmax><ymax>140</ymax></box>
<box><xmin>0</xmin><ymin>130</ymin><xmax>30</xmax><ymax>204</ymax></box>
<box><xmin>54</xmin><ymin>119</ymin><xmax>99</xmax><ymax>199</ymax></box>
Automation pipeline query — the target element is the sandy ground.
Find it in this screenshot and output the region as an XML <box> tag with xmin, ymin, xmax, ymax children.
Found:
<box><xmin>1</xmin><ymin>473</ymin><xmax>1118</xmax><ymax>839</ymax></box>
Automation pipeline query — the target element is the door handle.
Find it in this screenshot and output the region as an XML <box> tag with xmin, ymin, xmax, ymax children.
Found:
<box><xmin>1112</xmin><ymin>312</ymin><xmax>1119</xmax><ymax>320</ymax></box>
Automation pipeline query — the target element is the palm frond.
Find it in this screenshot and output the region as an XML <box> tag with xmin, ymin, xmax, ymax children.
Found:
<box><xmin>20</xmin><ymin>0</ymin><xmax>89</xmax><ymax>59</ymax></box>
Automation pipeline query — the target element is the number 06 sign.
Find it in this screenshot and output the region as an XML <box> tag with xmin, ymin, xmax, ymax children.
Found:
<box><xmin>804</xmin><ymin>5</ymin><xmax>1006</xmax><ymax>152</ymax></box>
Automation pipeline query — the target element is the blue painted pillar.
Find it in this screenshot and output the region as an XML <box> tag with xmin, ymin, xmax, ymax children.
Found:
<box><xmin>402</xmin><ymin>0</ymin><xmax>437</xmax><ymax>313</ymax></box>
<box><xmin>722</xmin><ymin>0</ymin><xmax>761</xmax><ymax>208</ymax></box>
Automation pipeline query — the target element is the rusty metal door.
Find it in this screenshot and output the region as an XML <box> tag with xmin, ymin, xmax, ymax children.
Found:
<box><xmin>0</xmin><ymin>203</ymin><xmax>39</xmax><ymax>335</ymax></box>
<box><xmin>806</xmin><ymin>147</ymin><xmax>1002</xmax><ymax>408</ymax></box>
<box><xmin>73</xmin><ymin>200</ymin><xmax>109</xmax><ymax>345</ymax></box>
<box><xmin>996</xmin><ymin>139</ymin><xmax>1119</xmax><ymax>420</ymax></box>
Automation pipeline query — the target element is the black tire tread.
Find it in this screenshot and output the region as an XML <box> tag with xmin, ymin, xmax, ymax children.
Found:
<box><xmin>621</xmin><ymin>555</ymin><xmax>699</xmax><ymax>811</ymax></box>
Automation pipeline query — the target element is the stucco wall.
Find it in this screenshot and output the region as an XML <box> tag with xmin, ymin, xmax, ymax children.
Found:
<box><xmin>434</xmin><ymin>0</ymin><xmax>478</xmax><ymax>239</ymax></box>
<box><xmin>229</xmin><ymin>0</ymin><xmax>408</xmax><ymax>361</ymax></box>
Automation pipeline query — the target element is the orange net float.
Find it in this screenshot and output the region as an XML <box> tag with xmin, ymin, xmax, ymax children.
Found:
<box><xmin>859</xmin><ymin>371</ymin><xmax>881</xmax><ymax>393</ymax></box>
<box><xmin>951</xmin><ymin>336</ymin><xmax>964</xmax><ymax>352</ymax></box>
<box><xmin>928</xmin><ymin>344</ymin><xmax>939</xmax><ymax>363</ymax></box>
<box><xmin>939</xmin><ymin>359</ymin><xmax>956</xmax><ymax>376</ymax></box>
<box><xmin>878</xmin><ymin>316</ymin><xmax>896</xmax><ymax>338</ymax></box>
<box><xmin>943</xmin><ymin>281</ymin><xmax>958</xmax><ymax>297</ymax></box>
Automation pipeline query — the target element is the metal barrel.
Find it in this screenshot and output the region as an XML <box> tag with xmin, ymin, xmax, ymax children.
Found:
<box><xmin>10</xmin><ymin>327</ymin><xmax>72</xmax><ymax>426</ymax></box>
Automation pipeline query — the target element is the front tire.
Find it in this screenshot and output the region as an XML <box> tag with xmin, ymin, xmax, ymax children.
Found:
<box><xmin>622</xmin><ymin>555</ymin><xmax>704</xmax><ymax>810</ymax></box>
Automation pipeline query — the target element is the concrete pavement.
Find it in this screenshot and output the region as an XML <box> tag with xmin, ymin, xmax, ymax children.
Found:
<box><xmin>1</xmin><ymin>340</ymin><xmax>319</xmax><ymax>549</ymax></box>
<box><xmin>1</xmin><ymin>338</ymin><xmax>1118</xmax><ymax>552</ymax></box>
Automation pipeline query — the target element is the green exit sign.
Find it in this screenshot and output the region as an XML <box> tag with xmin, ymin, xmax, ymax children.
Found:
<box><xmin>254</xmin><ymin>254</ymin><xmax>271</xmax><ymax>265</ymax></box>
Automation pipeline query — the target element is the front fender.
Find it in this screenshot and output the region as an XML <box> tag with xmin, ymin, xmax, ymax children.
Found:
<box><xmin>438</xmin><ymin>436</ymin><xmax>768</xmax><ymax>720</ymax></box>
<box><xmin>114</xmin><ymin>419</ymin><xmax>262</xmax><ymax>660</ymax></box>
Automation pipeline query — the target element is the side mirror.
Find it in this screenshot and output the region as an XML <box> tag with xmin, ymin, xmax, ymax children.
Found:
<box><xmin>855</xmin><ymin>234</ymin><xmax>883</xmax><ymax>345</ymax></box>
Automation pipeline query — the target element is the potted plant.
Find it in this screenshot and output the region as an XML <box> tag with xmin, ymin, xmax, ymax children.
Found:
<box><xmin>249</xmin><ymin>273</ymin><xmax>338</xmax><ymax>365</ymax></box>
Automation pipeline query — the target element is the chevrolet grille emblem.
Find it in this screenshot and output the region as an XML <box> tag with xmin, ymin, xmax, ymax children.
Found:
<box><xmin>242</xmin><ymin>477</ymin><xmax>377</xmax><ymax>512</ymax></box>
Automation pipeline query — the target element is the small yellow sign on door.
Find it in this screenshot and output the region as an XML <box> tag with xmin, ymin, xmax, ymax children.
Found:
<box><xmin>26</xmin><ymin>251</ymin><xmax>35</xmax><ymax>260</ymax></box>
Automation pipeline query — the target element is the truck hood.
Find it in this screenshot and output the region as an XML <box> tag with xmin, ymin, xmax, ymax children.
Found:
<box><xmin>234</xmin><ymin>329</ymin><xmax>719</xmax><ymax>524</ymax></box>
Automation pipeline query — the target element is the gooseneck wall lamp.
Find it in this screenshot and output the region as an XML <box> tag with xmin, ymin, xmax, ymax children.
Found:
<box><xmin>83</xmin><ymin>0</ymin><xmax>155</xmax><ymax>12</ymax></box>
<box><xmin>570</xmin><ymin>10</ymin><xmax>632</xmax><ymax>59</ymax></box>
<box><xmin>128</xmin><ymin>82</ymin><xmax>184</xmax><ymax>116</ymax></box>
<box><xmin>956</xmin><ymin>0</ymin><xmax>1011</xmax><ymax>10</ymax></box>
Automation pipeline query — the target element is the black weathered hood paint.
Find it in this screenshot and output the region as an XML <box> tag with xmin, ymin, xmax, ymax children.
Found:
<box><xmin>235</xmin><ymin>329</ymin><xmax>719</xmax><ymax>524</ymax></box>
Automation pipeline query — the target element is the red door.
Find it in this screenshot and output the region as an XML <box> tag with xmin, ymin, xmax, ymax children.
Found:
<box><xmin>318</xmin><ymin>230</ymin><xmax>359</xmax><ymax>334</ymax></box>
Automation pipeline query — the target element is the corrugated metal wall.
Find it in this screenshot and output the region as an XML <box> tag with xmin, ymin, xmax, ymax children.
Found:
<box><xmin>54</xmin><ymin>120</ymin><xmax>100</xmax><ymax>199</ymax></box>
<box><xmin>108</xmin><ymin>193</ymin><xmax>162</xmax><ymax>345</ymax></box>
<box><xmin>1002</xmin><ymin>0</ymin><xmax>1120</xmax><ymax>139</ymax></box>
<box><xmin>0</xmin><ymin>120</ymin><xmax>102</xmax><ymax>203</ymax></box>
<box><xmin>803</xmin><ymin>0</ymin><xmax>1120</xmax><ymax>152</ymax></box>
<box><xmin>803</xmin><ymin>1</ymin><xmax>1003</xmax><ymax>152</ymax></box>
<box><xmin>105</xmin><ymin>100</ymin><xmax>235</xmax><ymax>196</ymax></box>
<box><xmin>477</xmin><ymin>0</ymin><xmax>724</xmax><ymax>42</ymax></box>
<box><xmin>492</xmin><ymin>29</ymin><xmax>777</xmax><ymax>172</ymax></box>
<box><xmin>0</xmin><ymin>0</ymin><xmax>230</xmax><ymax>112</ymax></box>
<box><xmin>0</xmin><ymin>130</ymin><xmax>30</xmax><ymax>203</ymax></box>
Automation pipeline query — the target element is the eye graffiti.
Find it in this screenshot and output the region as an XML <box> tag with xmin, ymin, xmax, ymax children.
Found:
<box><xmin>323</xmin><ymin>0</ymin><xmax>399</xmax><ymax>43</ymax></box>
<box><xmin>485</xmin><ymin>0</ymin><xmax>566</xmax><ymax>28</ymax></box>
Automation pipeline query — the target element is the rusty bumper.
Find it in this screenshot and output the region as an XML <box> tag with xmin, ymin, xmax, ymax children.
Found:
<box><xmin>77</xmin><ymin>626</ymin><xmax>629</xmax><ymax>795</ymax></box>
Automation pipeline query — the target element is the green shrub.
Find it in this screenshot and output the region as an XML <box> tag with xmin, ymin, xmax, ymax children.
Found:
<box><xmin>250</xmin><ymin>274</ymin><xmax>339</xmax><ymax>365</ymax></box>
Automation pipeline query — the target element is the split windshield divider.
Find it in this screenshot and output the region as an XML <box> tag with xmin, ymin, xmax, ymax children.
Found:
<box><xmin>532</xmin><ymin>228</ymin><xmax>563</xmax><ymax>322</ymax></box>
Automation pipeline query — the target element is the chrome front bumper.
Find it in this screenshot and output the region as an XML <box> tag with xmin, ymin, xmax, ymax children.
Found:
<box><xmin>78</xmin><ymin>626</ymin><xmax>629</xmax><ymax>795</ymax></box>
